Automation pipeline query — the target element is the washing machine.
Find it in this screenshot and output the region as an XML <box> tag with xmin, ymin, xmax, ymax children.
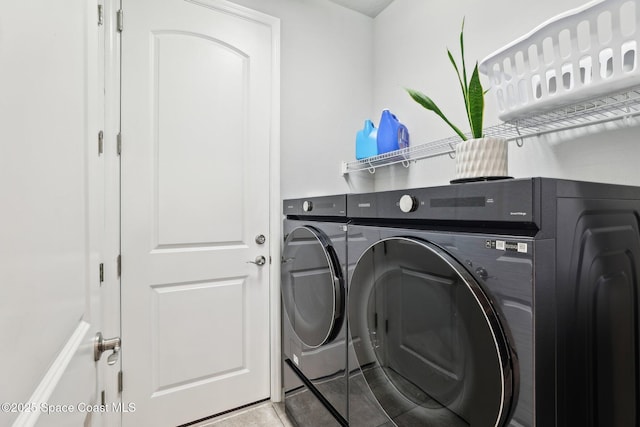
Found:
<box><xmin>281</xmin><ymin>194</ymin><xmax>349</xmax><ymax>426</ymax></box>
<box><xmin>346</xmin><ymin>177</ymin><xmax>640</xmax><ymax>427</ymax></box>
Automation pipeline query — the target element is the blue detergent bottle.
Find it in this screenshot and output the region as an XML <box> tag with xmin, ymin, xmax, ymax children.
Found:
<box><xmin>376</xmin><ymin>109</ymin><xmax>410</xmax><ymax>154</ymax></box>
<box><xmin>355</xmin><ymin>120</ymin><xmax>378</xmax><ymax>160</ymax></box>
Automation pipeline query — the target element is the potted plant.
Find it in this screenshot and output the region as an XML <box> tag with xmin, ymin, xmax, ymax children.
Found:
<box><xmin>406</xmin><ymin>20</ymin><xmax>508</xmax><ymax>182</ymax></box>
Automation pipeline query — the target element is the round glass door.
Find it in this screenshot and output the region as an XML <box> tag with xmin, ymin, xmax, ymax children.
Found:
<box><xmin>281</xmin><ymin>226</ymin><xmax>344</xmax><ymax>348</ymax></box>
<box><xmin>349</xmin><ymin>237</ymin><xmax>515</xmax><ymax>427</ymax></box>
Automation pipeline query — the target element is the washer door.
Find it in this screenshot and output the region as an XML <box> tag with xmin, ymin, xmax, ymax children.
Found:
<box><xmin>281</xmin><ymin>226</ymin><xmax>344</xmax><ymax>348</ymax></box>
<box><xmin>349</xmin><ymin>237</ymin><xmax>515</xmax><ymax>427</ymax></box>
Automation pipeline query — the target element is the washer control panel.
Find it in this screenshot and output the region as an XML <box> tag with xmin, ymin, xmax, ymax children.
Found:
<box><xmin>399</xmin><ymin>194</ymin><xmax>418</xmax><ymax>213</ymax></box>
<box><xmin>284</xmin><ymin>195</ymin><xmax>347</xmax><ymax>217</ymax></box>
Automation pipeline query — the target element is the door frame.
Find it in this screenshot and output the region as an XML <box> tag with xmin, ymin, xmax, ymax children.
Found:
<box><xmin>262</xmin><ymin>4</ymin><xmax>282</xmax><ymax>400</ymax></box>
<box><xmin>107</xmin><ymin>0</ymin><xmax>282</xmax><ymax>407</ymax></box>
<box><xmin>102</xmin><ymin>0</ymin><xmax>124</xmax><ymax>422</ymax></box>
<box><xmin>214</xmin><ymin>0</ymin><xmax>283</xmax><ymax>403</ymax></box>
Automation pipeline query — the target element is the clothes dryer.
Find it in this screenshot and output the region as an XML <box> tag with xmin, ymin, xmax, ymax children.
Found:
<box><xmin>346</xmin><ymin>178</ymin><xmax>640</xmax><ymax>427</ymax></box>
<box><xmin>282</xmin><ymin>195</ymin><xmax>349</xmax><ymax>426</ymax></box>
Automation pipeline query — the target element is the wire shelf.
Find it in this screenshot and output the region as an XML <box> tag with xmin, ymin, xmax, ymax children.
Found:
<box><xmin>342</xmin><ymin>85</ymin><xmax>640</xmax><ymax>174</ymax></box>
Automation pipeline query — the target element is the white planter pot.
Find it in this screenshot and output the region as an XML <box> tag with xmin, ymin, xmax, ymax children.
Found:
<box><xmin>454</xmin><ymin>137</ymin><xmax>508</xmax><ymax>180</ymax></box>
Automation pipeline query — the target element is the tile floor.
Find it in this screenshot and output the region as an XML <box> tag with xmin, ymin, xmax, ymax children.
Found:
<box><xmin>191</xmin><ymin>401</ymin><xmax>295</xmax><ymax>427</ymax></box>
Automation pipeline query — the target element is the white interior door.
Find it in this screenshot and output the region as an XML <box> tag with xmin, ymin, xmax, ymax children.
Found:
<box><xmin>120</xmin><ymin>1</ymin><xmax>278</xmax><ymax>425</ymax></box>
<box><xmin>0</xmin><ymin>1</ymin><xmax>105</xmax><ymax>426</ymax></box>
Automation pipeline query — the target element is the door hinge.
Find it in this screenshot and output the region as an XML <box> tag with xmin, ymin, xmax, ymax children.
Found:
<box><xmin>98</xmin><ymin>130</ymin><xmax>104</xmax><ymax>155</ymax></box>
<box><xmin>98</xmin><ymin>4</ymin><xmax>104</xmax><ymax>26</ymax></box>
<box><xmin>118</xmin><ymin>371</ymin><xmax>123</xmax><ymax>393</ymax></box>
<box><xmin>116</xmin><ymin>133</ymin><xmax>122</xmax><ymax>155</ymax></box>
<box><xmin>99</xmin><ymin>263</ymin><xmax>104</xmax><ymax>284</ymax></box>
<box><xmin>117</xmin><ymin>9</ymin><xmax>123</xmax><ymax>32</ymax></box>
<box><xmin>117</xmin><ymin>254</ymin><xmax>121</xmax><ymax>278</ymax></box>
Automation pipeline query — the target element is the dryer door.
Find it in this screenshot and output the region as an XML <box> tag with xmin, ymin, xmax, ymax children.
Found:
<box><xmin>282</xmin><ymin>226</ymin><xmax>344</xmax><ymax>348</ymax></box>
<box><xmin>349</xmin><ymin>237</ymin><xmax>515</xmax><ymax>427</ymax></box>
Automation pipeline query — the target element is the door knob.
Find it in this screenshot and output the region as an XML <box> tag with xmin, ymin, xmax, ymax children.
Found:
<box><xmin>94</xmin><ymin>332</ymin><xmax>121</xmax><ymax>366</ymax></box>
<box><xmin>255</xmin><ymin>234</ymin><xmax>266</xmax><ymax>245</ymax></box>
<box><xmin>247</xmin><ymin>255</ymin><xmax>267</xmax><ymax>266</ymax></box>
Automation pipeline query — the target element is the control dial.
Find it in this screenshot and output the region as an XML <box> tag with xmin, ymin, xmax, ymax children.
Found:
<box><xmin>399</xmin><ymin>194</ymin><xmax>418</xmax><ymax>213</ymax></box>
<box><xmin>302</xmin><ymin>201</ymin><xmax>313</xmax><ymax>212</ymax></box>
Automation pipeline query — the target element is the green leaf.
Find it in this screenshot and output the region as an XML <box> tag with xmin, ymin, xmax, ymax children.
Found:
<box><xmin>460</xmin><ymin>18</ymin><xmax>468</xmax><ymax>98</ymax></box>
<box><xmin>406</xmin><ymin>88</ymin><xmax>467</xmax><ymax>141</ymax></box>
<box><xmin>455</xmin><ymin>18</ymin><xmax>473</xmax><ymax>133</ymax></box>
<box><xmin>468</xmin><ymin>63</ymin><xmax>484</xmax><ymax>138</ymax></box>
<box><xmin>448</xmin><ymin>49</ymin><xmax>469</xmax><ymax>112</ymax></box>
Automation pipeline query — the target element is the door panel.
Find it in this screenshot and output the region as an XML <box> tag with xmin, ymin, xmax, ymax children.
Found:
<box><xmin>154</xmin><ymin>32</ymin><xmax>246</xmax><ymax>247</ymax></box>
<box><xmin>0</xmin><ymin>0</ymin><xmax>104</xmax><ymax>425</ymax></box>
<box><xmin>152</xmin><ymin>279</ymin><xmax>246</xmax><ymax>390</ymax></box>
<box><xmin>121</xmin><ymin>1</ymin><xmax>276</xmax><ymax>425</ymax></box>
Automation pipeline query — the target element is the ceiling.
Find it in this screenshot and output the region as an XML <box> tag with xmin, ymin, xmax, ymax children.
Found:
<box><xmin>327</xmin><ymin>0</ymin><xmax>394</xmax><ymax>18</ymax></box>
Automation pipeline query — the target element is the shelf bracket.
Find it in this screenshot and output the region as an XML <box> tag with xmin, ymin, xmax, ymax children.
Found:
<box><xmin>448</xmin><ymin>142</ymin><xmax>456</xmax><ymax>159</ymax></box>
<box><xmin>366</xmin><ymin>159</ymin><xmax>376</xmax><ymax>174</ymax></box>
<box><xmin>515</xmin><ymin>124</ymin><xmax>525</xmax><ymax>147</ymax></box>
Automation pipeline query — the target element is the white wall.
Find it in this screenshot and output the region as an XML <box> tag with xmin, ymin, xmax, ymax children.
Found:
<box><xmin>370</xmin><ymin>0</ymin><xmax>640</xmax><ymax>190</ymax></box>
<box><xmin>227</xmin><ymin>0</ymin><xmax>640</xmax><ymax>196</ymax></box>
<box><xmin>228</xmin><ymin>0</ymin><xmax>374</xmax><ymax>198</ymax></box>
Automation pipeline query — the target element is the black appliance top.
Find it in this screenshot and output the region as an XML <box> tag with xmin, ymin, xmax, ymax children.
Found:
<box><xmin>347</xmin><ymin>177</ymin><xmax>640</xmax><ymax>229</ymax></box>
